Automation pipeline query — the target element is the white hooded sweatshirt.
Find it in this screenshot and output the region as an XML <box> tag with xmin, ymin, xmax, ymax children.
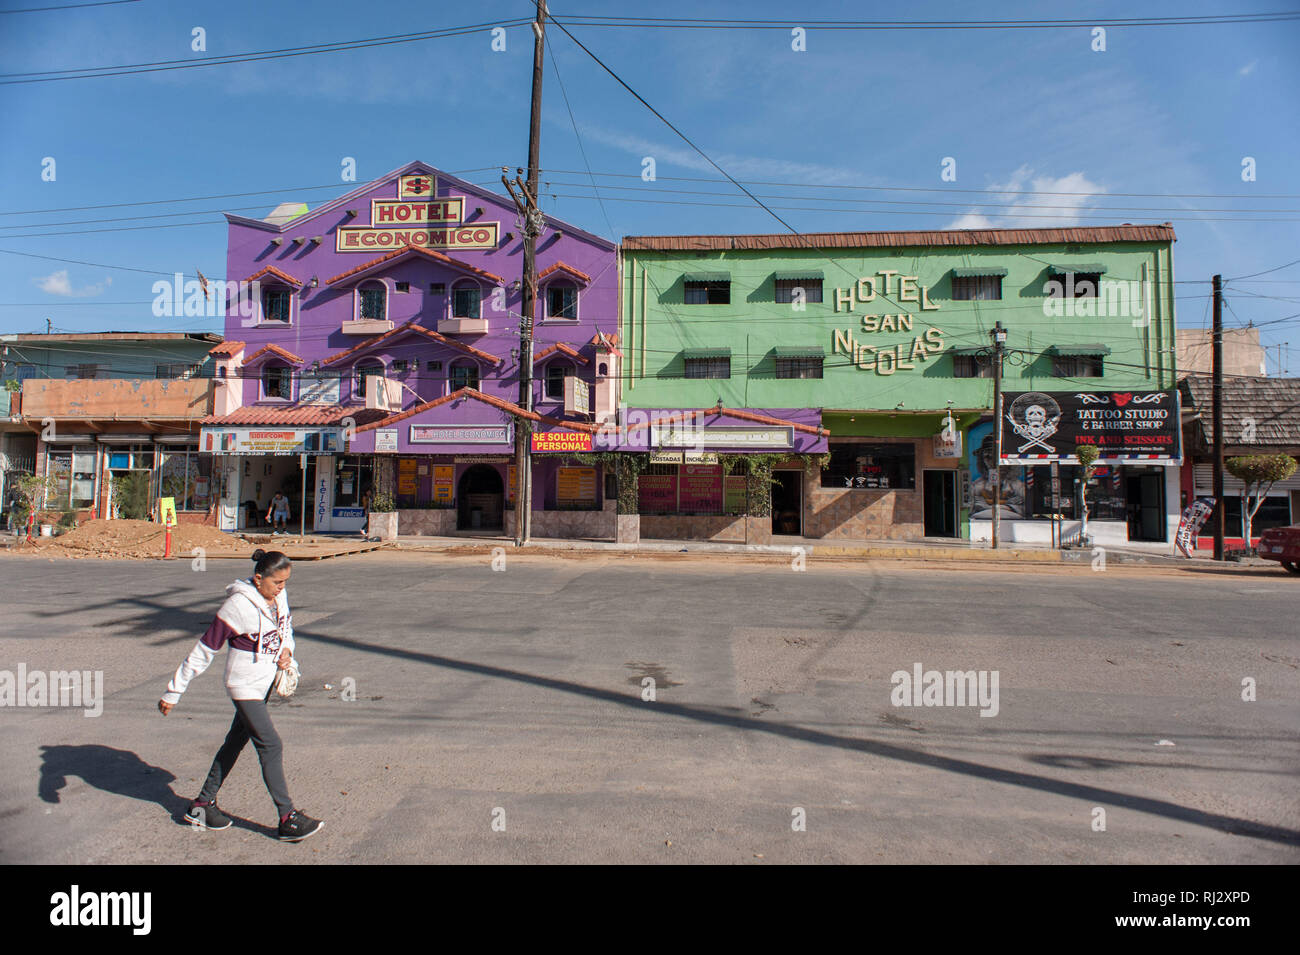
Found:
<box><xmin>162</xmin><ymin>578</ymin><xmax>297</xmax><ymax>704</ymax></box>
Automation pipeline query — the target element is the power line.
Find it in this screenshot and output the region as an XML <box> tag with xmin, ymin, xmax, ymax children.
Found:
<box><xmin>0</xmin><ymin>18</ymin><xmax>531</xmax><ymax>85</ymax></box>
<box><xmin>1226</xmin><ymin>257</ymin><xmax>1300</xmax><ymax>281</ymax></box>
<box><xmin>0</xmin><ymin>0</ymin><xmax>139</xmax><ymax>13</ymax></box>
<box><xmin>558</xmin><ymin>11</ymin><xmax>1300</xmax><ymax>30</ymax></box>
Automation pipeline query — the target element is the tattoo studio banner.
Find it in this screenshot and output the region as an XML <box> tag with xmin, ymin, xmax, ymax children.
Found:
<box><xmin>999</xmin><ymin>389</ymin><xmax>1181</xmax><ymax>464</ymax></box>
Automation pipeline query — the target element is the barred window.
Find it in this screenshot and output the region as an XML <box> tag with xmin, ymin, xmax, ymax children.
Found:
<box><xmin>1046</xmin><ymin>272</ymin><xmax>1102</xmax><ymax>299</ymax></box>
<box><xmin>261</xmin><ymin>365</ymin><xmax>292</xmax><ymax>399</ymax></box>
<box><xmin>262</xmin><ymin>287</ymin><xmax>292</xmax><ymax>322</ymax></box>
<box><xmin>951</xmin><ymin>275</ymin><xmax>1002</xmax><ymax>300</ymax></box>
<box><xmin>775</xmin><ymin>357</ymin><xmax>823</xmax><ymax>379</ymax></box>
<box><xmin>774</xmin><ymin>278</ymin><xmax>823</xmax><ymax>304</ymax></box>
<box><xmin>452</xmin><ymin>282</ymin><xmax>481</xmax><ymax>319</ymax></box>
<box><xmin>1051</xmin><ymin>355</ymin><xmax>1103</xmax><ymax>377</ymax></box>
<box><xmin>359</xmin><ymin>285</ymin><xmax>386</xmax><ymax>320</ymax></box>
<box><xmin>684</xmin><ymin>357</ymin><xmax>730</xmax><ymax>379</ymax></box>
<box><xmin>684</xmin><ymin>281</ymin><xmax>730</xmax><ymax>305</ymax></box>
<box><xmin>953</xmin><ymin>354</ymin><xmax>993</xmax><ymax>378</ymax></box>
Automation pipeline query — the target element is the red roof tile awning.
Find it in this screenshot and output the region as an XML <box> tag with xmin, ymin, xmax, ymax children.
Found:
<box><xmin>326</xmin><ymin>245</ymin><xmax>505</xmax><ymax>286</ymax></box>
<box><xmin>200</xmin><ymin>406</ymin><xmax>388</xmax><ymax>427</ymax></box>
<box><xmin>242</xmin><ymin>343</ymin><xmax>305</xmax><ymax>366</ymax></box>
<box><xmin>319</xmin><ymin>320</ymin><xmax>501</xmax><ymax>367</ymax></box>
<box><xmin>538</xmin><ymin>261</ymin><xmax>591</xmax><ymax>285</ymax></box>
<box><xmin>533</xmin><ymin>342</ymin><xmax>589</xmax><ymax>365</ymax></box>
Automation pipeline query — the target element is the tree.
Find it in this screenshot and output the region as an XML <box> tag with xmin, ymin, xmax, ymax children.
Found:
<box><xmin>1075</xmin><ymin>444</ymin><xmax>1099</xmax><ymax>544</ymax></box>
<box><xmin>12</xmin><ymin>473</ymin><xmax>57</xmax><ymax>539</ymax></box>
<box><xmin>1225</xmin><ymin>454</ymin><xmax>1298</xmax><ymax>549</ymax></box>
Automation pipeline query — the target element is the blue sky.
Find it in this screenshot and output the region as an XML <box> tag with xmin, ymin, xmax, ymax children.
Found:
<box><xmin>1</xmin><ymin>0</ymin><xmax>1297</xmax><ymax>369</ymax></box>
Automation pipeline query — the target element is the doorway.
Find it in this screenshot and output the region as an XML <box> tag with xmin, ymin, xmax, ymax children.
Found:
<box><xmin>457</xmin><ymin>464</ymin><xmax>504</xmax><ymax>531</ymax></box>
<box><xmin>1126</xmin><ymin>469</ymin><xmax>1166</xmax><ymax>542</ymax></box>
<box><xmin>923</xmin><ymin>470</ymin><xmax>958</xmax><ymax>537</ymax></box>
<box><xmin>771</xmin><ymin>470</ymin><xmax>802</xmax><ymax>535</ymax></box>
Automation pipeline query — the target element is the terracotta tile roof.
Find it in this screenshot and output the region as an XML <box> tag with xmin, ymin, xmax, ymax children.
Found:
<box><xmin>1180</xmin><ymin>374</ymin><xmax>1300</xmax><ymax>452</ymax></box>
<box><xmin>622</xmin><ymin>224</ymin><xmax>1176</xmax><ymax>252</ymax></box>
<box><xmin>533</xmin><ymin>342</ymin><xmax>589</xmax><ymax>365</ymax></box>
<box><xmin>320</xmin><ymin>320</ymin><xmax>501</xmax><ymax>367</ymax></box>
<box><xmin>537</xmin><ymin>261</ymin><xmax>591</xmax><ymax>284</ymax></box>
<box><xmin>242</xmin><ymin>343</ymin><xmax>305</xmax><ymax>365</ymax></box>
<box><xmin>356</xmin><ymin>387</ymin><xmax>599</xmax><ymax>434</ymax></box>
<box><xmin>620</xmin><ymin>405</ymin><xmax>827</xmax><ymax>438</ymax></box>
<box><xmin>209</xmin><ymin>341</ymin><xmax>245</xmax><ymax>356</ymax></box>
<box><xmin>244</xmin><ymin>265</ymin><xmax>302</xmax><ymax>287</ymax></box>
<box><xmin>201</xmin><ymin>406</ymin><xmax>388</xmax><ymax>426</ymax></box>
<box><xmin>325</xmin><ymin>245</ymin><xmax>505</xmax><ymax>286</ymax></box>
<box><xmin>589</xmin><ymin>330</ymin><xmax>622</xmax><ymax>357</ymax></box>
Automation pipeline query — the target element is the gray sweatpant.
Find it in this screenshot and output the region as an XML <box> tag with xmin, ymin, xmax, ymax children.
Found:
<box><xmin>198</xmin><ymin>694</ymin><xmax>294</xmax><ymax>819</ymax></box>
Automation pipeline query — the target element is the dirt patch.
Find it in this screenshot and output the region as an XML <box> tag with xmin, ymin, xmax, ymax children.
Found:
<box><xmin>11</xmin><ymin>519</ymin><xmax>251</xmax><ymax>560</ymax></box>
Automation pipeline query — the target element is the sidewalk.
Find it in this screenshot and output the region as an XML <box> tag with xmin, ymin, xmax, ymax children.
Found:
<box><xmin>386</xmin><ymin>531</ymin><xmax>1262</xmax><ymax>569</ymax></box>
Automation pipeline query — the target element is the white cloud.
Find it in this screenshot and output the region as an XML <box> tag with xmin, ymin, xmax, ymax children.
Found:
<box><xmin>1239</xmin><ymin>60</ymin><xmax>1258</xmax><ymax>77</ymax></box>
<box><xmin>33</xmin><ymin>270</ymin><xmax>112</xmax><ymax>298</ymax></box>
<box><xmin>571</xmin><ymin>122</ymin><xmax>864</xmax><ymax>186</ymax></box>
<box><xmin>944</xmin><ymin>166</ymin><xmax>1107</xmax><ymax>229</ymax></box>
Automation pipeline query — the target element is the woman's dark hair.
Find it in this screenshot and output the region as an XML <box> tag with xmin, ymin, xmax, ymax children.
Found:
<box><xmin>251</xmin><ymin>549</ymin><xmax>292</xmax><ymax>576</ymax></box>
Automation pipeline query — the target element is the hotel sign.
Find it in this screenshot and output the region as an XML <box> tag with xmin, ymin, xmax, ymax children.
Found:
<box><xmin>410</xmin><ymin>424</ymin><xmax>512</xmax><ymax>444</ymax></box>
<box><xmin>653</xmin><ymin>425</ymin><xmax>793</xmax><ymax>449</ymax></box>
<box><xmin>336</xmin><ymin>176</ymin><xmax>500</xmax><ymax>252</ymax></box>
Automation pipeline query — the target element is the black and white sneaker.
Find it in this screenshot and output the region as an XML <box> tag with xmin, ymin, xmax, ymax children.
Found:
<box><xmin>278</xmin><ymin>810</ymin><xmax>324</xmax><ymax>842</ymax></box>
<box><xmin>186</xmin><ymin>800</ymin><xmax>233</xmax><ymax>830</ymax></box>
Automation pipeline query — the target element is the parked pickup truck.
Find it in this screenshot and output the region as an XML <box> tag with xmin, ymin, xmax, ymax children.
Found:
<box><xmin>1257</xmin><ymin>525</ymin><xmax>1300</xmax><ymax>574</ymax></box>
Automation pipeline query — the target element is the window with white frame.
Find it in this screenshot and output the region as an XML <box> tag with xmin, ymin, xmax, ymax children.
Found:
<box><xmin>452</xmin><ymin>281</ymin><xmax>482</xmax><ymax>319</ymax></box>
<box><xmin>545</xmin><ymin>361</ymin><xmax>574</xmax><ymax>399</ymax></box>
<box><xmin>261</xmin><ymin>364</ymin><xmax>293</xmax><ymax>400</ymax></box>
<box><xmin>353</xmin><ymin>360</ymin><xmax>385</xmax><ymax>399</ymax></box>
<box><xmin>449</xmin><ymin>360</ymin><xmax>480</xmax><ymax>391</ymax></box>
<box><xmin>358</xmin><ymin>282</ymin><xmax>386</xmax><ymax>321</ymax></box>
<box><xmin>46</xmin><ymin>447</ymin><xmax>97</xmax><ymax>508</ymax></box>
<box><xmin>546</xmin><ymin>282</ymin><xmax>577</xmax><ymax>319</ymax></box>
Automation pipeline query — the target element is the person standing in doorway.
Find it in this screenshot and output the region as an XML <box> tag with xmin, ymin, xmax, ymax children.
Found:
<box><xmin>157</xmin><ymin>549</ymin><xmax>324</xmax><ymax>842</ymax></box>
<box><xmin>358</xmin><ymin>487</ymin><xmax>372</xmax><ymax>539</ymax></box>
<box><xmin>266</xmin><ymin>491</ymin><xmax>291</xmax><ymax>534</ymax></box>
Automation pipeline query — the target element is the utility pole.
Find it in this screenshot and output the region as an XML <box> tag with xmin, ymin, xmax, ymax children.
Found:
<box><xmin>504</xmin><ymin>0</ymin><xmax>547</xmax><ymax>547</ymax></box>
<box><xmin>990</xmin><ymin>321</ymin><xmax>1007</xmax><ymax>549</ymax></box>
<box><xmin>1212</xmin><ymin>274</ymin><xmax>1225</xmax><ymax>561</ymax></box>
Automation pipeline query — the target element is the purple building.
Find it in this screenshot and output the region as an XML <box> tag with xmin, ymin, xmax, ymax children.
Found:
<box><xmin>200</xmin><ymin>161</ymin><xmax>618</xmax><ymax>537</ymax></box>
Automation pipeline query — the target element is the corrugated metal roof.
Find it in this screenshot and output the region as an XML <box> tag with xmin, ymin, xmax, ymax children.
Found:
<box><xmin>682</xmin><ymin>347</ymin><xmax>732</xmax><ymax>358</ymax></box>
<box><xmin>773</xmin><ymin>346</ymin><xmax>825</xmax><ymax>357</ymax></box>
<box><xmin>682</xmin><ymin>272</ymin><xmax>731</xmax><ymax>282</ymax></box>
<box><xmin>952</xmin><ymin>266</ymin><xmax>1009</xmax><ymax>277</ymax></box>
<box><xmin>1049</xmin><ymin>343</ymin><xmax>1112</xmax><ymax>356</ymax></box>
<box><xmin>1047</xmin><ymin>263</ymin><xmax>1108</xmax><ymax>275</ymax></box>
<box><xmin>773</xmin><ymin>270</ymin><xmax>825</xmax><ymax>280</ymax></box>
<box><xmin>623</xmin><ymin>224</ymin><xmax>1175</xmax><ymax>252</ymax></box>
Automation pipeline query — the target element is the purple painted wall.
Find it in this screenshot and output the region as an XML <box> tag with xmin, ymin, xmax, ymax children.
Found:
<box><xmin>222</xmin><ymin>160</ymin><xmax>617</xmax><ymax>453</ymax></box>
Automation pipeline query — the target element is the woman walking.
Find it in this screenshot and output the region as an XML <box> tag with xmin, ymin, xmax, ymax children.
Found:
<box><xmin>158</xmin><ymin>549</ymin><xmax>323</xmax><ymax>842</ymax></box>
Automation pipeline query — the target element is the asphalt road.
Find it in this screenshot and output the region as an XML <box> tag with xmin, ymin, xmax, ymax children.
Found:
<box><xmin>1</xmin><ymin>550</ymin><xmax>1297</xmax><ymax>864</ymax></box>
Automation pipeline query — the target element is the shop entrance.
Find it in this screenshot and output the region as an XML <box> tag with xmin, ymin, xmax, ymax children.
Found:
<box><xmin>457</xmin><ymin>464</ymin><xmax>504</xmax><ymax>531</ymax></box>
<box><xmin>771</xmin><ymin>470</ymin><xmax>803</xmax><ymax>535</ymax></box>
<box><xmin>1126</xmin><ymin>469</ymin><xmax>1166</xmax><ymax>542</ymax></box>
<box><xmin>923</xmin><ymin>470</ymin><xmax>958</xmax><ymax>537</ymax></box>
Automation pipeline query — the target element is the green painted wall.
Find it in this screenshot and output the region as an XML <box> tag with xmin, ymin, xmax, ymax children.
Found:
<box><xmin>620</xmin><ymin>240</ymin><xmax>1177</xmax><ymax>413</ymax></box>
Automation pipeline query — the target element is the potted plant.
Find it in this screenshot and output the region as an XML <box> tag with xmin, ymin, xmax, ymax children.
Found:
<box><xmin>368</xmin><ymin>489</ymin><xmax>397</xmax><ymax>541</ymax></box>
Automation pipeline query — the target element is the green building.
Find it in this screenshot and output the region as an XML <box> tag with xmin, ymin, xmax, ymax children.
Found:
<box><xmin>618</xmin><ymin>225</ymin><xmax>1181</xmax><ymax>549</ymax></box>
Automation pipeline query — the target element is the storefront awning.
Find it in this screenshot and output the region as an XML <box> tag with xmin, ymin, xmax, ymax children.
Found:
<box><xmin>1047</xmin><ymin>263</ymin><xmax>1108</xmax><ymax>275</ymax></box>
<box><xmin>773</xmin><ymin>270</ymin><xmax>824</xmax><ymax>281</ymax></box>
<box><xmin>682</xmin><ymin>347</ymin><xmax>732</xmax><ymax>359</ymax></box>
<box><xmin>773</xmin><ymin>345</ymin><xmax>825</xmax><ymax>358</ymax></box>
<box><xmin>1049</xmin><ymin>343</ymin><xmax>1111</xmax><ymax>356</ymax></box>
<box><xmin>682</xmin><ymin>272</ymin><xmax>730</xmax><ymax>282</ymax></box>
<box><xmin>951</xmin><ymin>266</ymin><xmax>1008</xmax><ymax>277</ymax></box>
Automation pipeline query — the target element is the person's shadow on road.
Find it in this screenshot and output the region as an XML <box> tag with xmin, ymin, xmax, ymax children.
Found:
<box><xmin>36</xmin><ymin>744</ymin><xmax>277</xmax><ymax>837</ymax></box>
